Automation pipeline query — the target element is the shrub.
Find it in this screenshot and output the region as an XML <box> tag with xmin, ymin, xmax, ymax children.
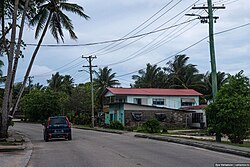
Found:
<box><xmin>109</xmin><ymin>121</ymin><xmax>124</xmax><ymax>130</ymax></box>
<box><xmin>142</xmin><ymin>119</ymin><xmax>161</xmax><ymax>133</ymax></box>
<box><xmin>206</xmin><ymin>71</ymin><xmax>250</xmax><ymax>143</ymax></box>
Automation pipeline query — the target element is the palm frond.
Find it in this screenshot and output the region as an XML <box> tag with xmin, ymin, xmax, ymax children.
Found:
<box><xmin>58</xmin><ymin>11</ymin><xmax>77</xmax><ymax>40</ymax></box>
<box><xmin>34</xmin><ymin>9</ymin><xmax>49</xmax><ymax>39</ymax></box>
<box><xmin>60</xmin><ymin>2</ymin><xmax>90</xmax><ymax>20</ymax></box>
<box><xmin>50</xmin><ymin>12</ymin><xmax>64</xmax><ymax>43</ymax></box>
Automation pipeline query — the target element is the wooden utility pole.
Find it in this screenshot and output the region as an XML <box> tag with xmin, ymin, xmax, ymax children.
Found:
<box><xmin>190</xmin><ymin>0</ymin><xmax>225</xmax><ymax>102</ymax></box>
<box><xmin>82</xmin><ymin>55</ymin><xmax>97</xmax><ymax>128</ymax></box>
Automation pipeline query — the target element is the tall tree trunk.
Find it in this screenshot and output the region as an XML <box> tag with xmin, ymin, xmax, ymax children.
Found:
<box><xmin>1</xmin><ymin>0</ymin><xmax>19</xmax><ymax>139</ymax></box>
<box><xmin>1</xmin><ymin>1</ymin><xmax>10</xmax><ymax>58</ymax></box>
<box><xmin>10</xmin><ymin>0</ymin><xmax>30</xmax><ymax>116</ymax></box>
<box><xmin>12</xmin><ymin>12</ymin><xmax>52</xmax><ymax>117</ymax></box>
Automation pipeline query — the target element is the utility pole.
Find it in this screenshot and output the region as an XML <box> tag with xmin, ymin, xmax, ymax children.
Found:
<box><xmin>82</xmin><ymin>55</ymin><xmax>97</xmax><ymax>128</ymax></box>
<box><xmin>187</xmin><ymin>0</ymin><xmax>225</xmax><ymax>101</ymax></box>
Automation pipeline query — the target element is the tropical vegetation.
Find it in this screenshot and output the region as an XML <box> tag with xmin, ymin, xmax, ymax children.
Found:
<box><xmin>0</xmin><ymin>0</ymin><xmax>89</xmax><ymax>138</ymax></box>
<box><xmin>206</xmin><ymin>71</ymin><xmax>250</xmax><ymax>144</ymax></box>
<box><xmin>94</xmin><ymin>66</ymin><xmax>120</xmax><ymax>109</ymax></box>
<box><xmin>132</xmin><ymin>55</ymin><xmax>228</xmax><ymax>103</ymax></box>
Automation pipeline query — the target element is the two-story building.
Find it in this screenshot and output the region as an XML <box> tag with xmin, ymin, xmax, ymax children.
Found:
<box><xmin>102</xmin><ymin>88</ymin><xmax>206</xmax><ymax>128</ymax></box>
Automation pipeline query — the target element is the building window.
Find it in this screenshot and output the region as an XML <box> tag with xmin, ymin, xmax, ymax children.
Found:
<box><xmin>181</xmin><ymin>98</ymin><xmax>195</xmax><ymax>106</ymax></box>
<box><xmin>131</xmin><ymin>112</ymin><xmax>142</xmax><ymax>121</ymax></box>
<box><xmin>152</xmin><ymin>98</ymin><xmax>165</xmax><ymax>105</ymax></box>
<box><xmin>155</xmin><ymin>113</ymin><xmax>166</xmax><ymax>122</ymax></box>
<box><xmin>116</xmin><ymin>97</ymin><xmax>126</xmax><ymax>103</ymax></box>
<box><xmin>134</xmin><ymin>98</ymin><xmax>142</xmax><ymax>105</ymax></box>
<box><xmin>192</xmin><ymin>113</ymin><xmax>203</xmax><ymax>123</ymax></box>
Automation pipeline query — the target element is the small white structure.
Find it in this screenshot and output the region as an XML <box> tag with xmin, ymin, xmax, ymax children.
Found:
<box><xmin>181</xmin><ymin>105</ymin><xmax>207</xmax><ymax>128</ymax></box>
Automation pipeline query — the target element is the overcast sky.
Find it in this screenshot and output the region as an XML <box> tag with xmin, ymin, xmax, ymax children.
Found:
<box><xmin>3</xmin><ymin>0</ymin><xmax>250</xmax><ymax>87</ymax></box>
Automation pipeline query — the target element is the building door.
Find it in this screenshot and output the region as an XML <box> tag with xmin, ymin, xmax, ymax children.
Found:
<box><xmin>110</xmin><ymin>114</ymin><xmax>113</xmax><ymax>123</ymax></box>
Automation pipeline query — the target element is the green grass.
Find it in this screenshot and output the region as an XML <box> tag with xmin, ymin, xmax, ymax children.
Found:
<box><xmin>221</xmin><ymin>141</ymin><xmax>250</xmax><ymax>148</ymax></box>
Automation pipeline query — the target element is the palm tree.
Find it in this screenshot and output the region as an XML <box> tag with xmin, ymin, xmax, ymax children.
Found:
<box><xmin>1</xmin><ymin>0</ymin><xmax>20</xmax><ymax>138</ymax></box>
<box><xmin>47</xmin><ymin>73</ymin><xmax>74</xmax><ymax>94</ymax></box>
<box><xmin>61</xmin><ymin>75</ymin><xmax>74</xmax><ymax>95</ymax></box>
<box><xmin>12</xmin><ymin>0</ymin><xmax>89</xmax><ymax>116</ymax></box>
<box><xmin>165</xmin><ymin>55</ymin><xmax>205</xmax><ymax>90</ymax></box>
<box><xmin>132</xmin><ymin>63</ymin><xmax>167</xmax><ymax>88</ymax></box>
<box><xmin>94</xmin><ymin>67</ymin><xmax>120</xmax><ymax>108</ymax></box>
<box><xmin>201</xmin><ymin>71</ymin><xmax>228</xmax><ymax>101</ymax></box>
<box><xmin>32</xmin><ymin>83</ymin><xmax>45</xmax><ymax>90</ymax></box>
<box><xmin>47</xmin><ymin>72</ymin><xmax>64</xmax><ymax>92</ymax></box>
<box><xmin>1</xmin><ymin>0</ymin><xmax>39</xmax><ymax>138</ymax></box>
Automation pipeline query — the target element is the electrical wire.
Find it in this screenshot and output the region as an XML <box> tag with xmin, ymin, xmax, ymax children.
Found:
<box><xmin>85</xmin><ymin>0</ymin><xmax>176</xmax><ymax>56</ymax></box>
<box><xmin>93</xmin><ymin>0</ymin><xmax>184</xmax><ymax>57</ymax></box>
<box><xmin>115</xmin><ymin>21</ymin><xmax>250</xmax><ymax>78</ymax></box>
<box><xmin>97</xmin><ymin>1</ymin><xmax>201</xmax><ymax>66</ymax></box>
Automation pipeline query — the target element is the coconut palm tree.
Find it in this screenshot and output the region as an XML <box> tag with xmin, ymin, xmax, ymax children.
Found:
<box><xmin>94</xmin><ymin>67</ymin><xmax>120</xmax><ymax>109</ymax></box>
<box><xmin>165</xmin><ymin>54</ymin><xmax>205</xmax><ymax>90</ymax></box>
<box><xmin>47</xmin><ymin>72</ymin><xmax>64</xmax><ymax>92</ymax></box>
<box><xmin>94</xmin><ymin>67</ymin><xmax>120</xmax><ymax>95</ymax></box>
<box><xmin>61</xmin><ymin>75</ymin><xmax>74</xmax><ymax>95</ymax></box>
<box><xmin>1</xmin><ymin>0</ymin><xmax>20</xmax><ymax>138</ymax></box>
<box><xmin>47</xmin><ymin>73</ymin><xmax>74</xmax><ymax>95</ymax></box>
<box><xmin>12</xmin><ymin>0</ymin><xmax>89</xmax><ymax>116</ymax></box>
<box><xmin>201</xmin><ymin>71</ymin><xmax>228</xmax><ymax>101</ymax></box>
<box><xmin>132</xmin><ymin>63</ymin><xmax>167</xmax><ymax>88</ymax></box>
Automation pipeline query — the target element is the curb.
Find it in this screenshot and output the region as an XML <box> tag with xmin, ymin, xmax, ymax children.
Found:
<box><xmin>21</xmin><ymin>136</ymin><xmax>33</xmax><ymax>167</ymax></box>
<box><xmin>0</xmin><ymin>131</ymin><xmax>33</xmax><ymax>167</ymax></box>
<box><xmin>135</xmin><ymin>134</ymin><xmax>250</xmax><ymax>158</ymax></box>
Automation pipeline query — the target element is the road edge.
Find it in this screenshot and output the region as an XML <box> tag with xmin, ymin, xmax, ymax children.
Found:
<box><xmin>134</xmin><ymin>134</ymin><xmax>250</xmax><ymax>158</ymax></box>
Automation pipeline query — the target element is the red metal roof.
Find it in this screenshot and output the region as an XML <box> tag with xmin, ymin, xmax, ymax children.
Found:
<box><xmin>106</xmin><ymin>88</ymin><xmax>203</xmax><ymax>96</ymax></box>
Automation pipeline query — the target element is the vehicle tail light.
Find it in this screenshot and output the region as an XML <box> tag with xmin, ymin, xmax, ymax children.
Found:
<box><xmin>47</xmin><ymin>118</ymin><xmax>50</xmax><ymax>129</ymax></box>
<box><xmin>66</xmin><ymin>117</ymin><xmax>71</xmax><ymax>128</ymax></box>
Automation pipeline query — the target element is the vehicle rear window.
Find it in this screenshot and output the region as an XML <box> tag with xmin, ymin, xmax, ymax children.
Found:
<box><xmin>50</xmin><ymin>117</ymin><xmax>67</xmax><ymax>125</ymax></box>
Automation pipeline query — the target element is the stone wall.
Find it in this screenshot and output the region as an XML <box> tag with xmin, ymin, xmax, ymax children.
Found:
<box><xmin>124</xmin><ymin>109</ymin><xmax>189</xmax><ymax>128</ymax></box>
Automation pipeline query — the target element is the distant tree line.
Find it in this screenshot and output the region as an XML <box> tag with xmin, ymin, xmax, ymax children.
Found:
<box><xmin>132</xmin><ymin>54</ymin><xmax>228</xmax><ymax>102</ymax></box>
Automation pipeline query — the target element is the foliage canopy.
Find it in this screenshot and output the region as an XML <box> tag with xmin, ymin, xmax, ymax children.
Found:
<box><xmin>206</xmin><ymin>71</ymin><xmax>250</xmax><ymax>143</ymax></box>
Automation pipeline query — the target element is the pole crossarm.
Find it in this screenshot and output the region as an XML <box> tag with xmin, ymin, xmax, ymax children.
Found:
<box><xmin>192</xmin><ymin>6</ymin><xmax>225</xmax><ymax>10</ymax></box>
<box><xmin>187</xmin><ymin>0</ymin><xmax>225</xmax><ymax>101</ymax></box>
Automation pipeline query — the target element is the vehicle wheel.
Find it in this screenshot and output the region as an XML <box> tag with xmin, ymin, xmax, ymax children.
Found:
<box><xmin>44</xmin><ymin>134</ymin><xmax>49</xmax><ymax>142</ymax></box>
<box><xmin>68</xmin><ymin>134</ymin><xmax>72</xmax><ymax>140</ymax></box>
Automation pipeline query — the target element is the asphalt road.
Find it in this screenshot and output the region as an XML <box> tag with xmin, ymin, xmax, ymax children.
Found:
<box><xmin>13</xmin><ymin>123</ymin><xmax>250</xmax><ymax>167</ymax></box>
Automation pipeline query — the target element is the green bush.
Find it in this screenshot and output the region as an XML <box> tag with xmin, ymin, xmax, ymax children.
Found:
<box><xmin>206</xmin><ymin>71</ymin><xmax>250</xmax><ymax>144</ymax></box>
<box><xmin>109</xmin><ymin>121</ymin><xmax>124</xmax><ymax>130</ymax></box>
<box><xmin>142</xmin><ymin>119</ymin><xmax>161</xmax><ymax>133</ymax></box>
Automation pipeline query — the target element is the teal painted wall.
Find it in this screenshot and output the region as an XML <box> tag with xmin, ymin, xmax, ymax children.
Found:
<box><xmin>104</xmin><ymin>104</ymin><xmax>125</xmax><ymax>125</ymax></box>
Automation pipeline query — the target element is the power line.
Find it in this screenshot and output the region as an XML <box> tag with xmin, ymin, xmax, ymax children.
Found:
<box><xmin>85</xmin><ymin>0</ymin><xmax>176</xmax><ymax>56</ymax></box>
<box><xmin>98</xmin><ymin>18</ymin><xmax>198</xmax><ymax>58</ymax></box>
<box><xmin>115</xmin><ymin>21</ymin><xmax>250</xmax><ymax>78</ymax></box>
<box><xmin>92</xmin><ymin>0</ymin><xmax>184</xmax><ymax>57</ymax></box>
<box><xmin>95</xmin><ymin>1</ymin><xmax>201</xmax><ymax>65</ymax></box>
<box><xmin>104</xmin><ymin>19</ymin><xmax>199</xmax><ymax>67</ymax></box>
<box><xmin>25</xmin><ymin>20</ymin><xmax>195</xmax><ymax>49</ymax></box>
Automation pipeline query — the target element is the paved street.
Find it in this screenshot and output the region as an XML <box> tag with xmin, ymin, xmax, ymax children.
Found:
<box><xmin>12</xmin><ymin>123</ymin><xmax>250</xmax><ymax>167</ymax></box>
